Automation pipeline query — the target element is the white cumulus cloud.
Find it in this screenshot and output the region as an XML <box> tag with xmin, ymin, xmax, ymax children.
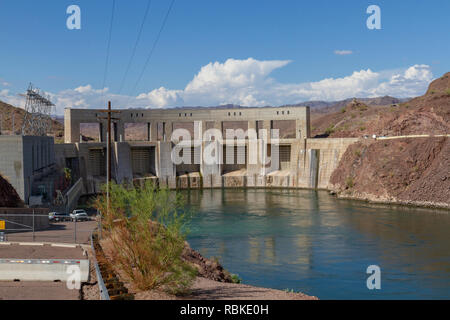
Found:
<box><xmin>0</xmin><ymin>59</ymin><xmax>434</xmax><ymax>114</ymax></box>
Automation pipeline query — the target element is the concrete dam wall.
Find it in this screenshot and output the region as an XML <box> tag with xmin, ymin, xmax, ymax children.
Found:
<box><xmin>55</xmin><ymin>137</ymin><xmax>357</xmax><ymax>194</ymax></box>
<box><xmin>58</xmin><ymin>107</ymin><xmax>358</xmax><ymax>194</ymax></box>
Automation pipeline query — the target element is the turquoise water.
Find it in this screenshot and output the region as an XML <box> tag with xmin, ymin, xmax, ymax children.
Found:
<box><xmin>183</xmin><ymin>189</ymin><xmax>450</xmax><ymax>299</ymax></box>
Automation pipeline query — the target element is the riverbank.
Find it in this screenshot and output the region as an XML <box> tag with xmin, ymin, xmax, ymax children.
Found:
<box><xmin>133</xmin><ymin>277</ymin><xmax>317</xmax><ymax>300</ymax></box>
<box><xmin>332</xmin><ymin>192</ymin><xmax>450</xmax><ymax>210</ymax></box>
<box><xmin>95</xmin><ymin>236</ymin><xmax>317</xmax><ymax>300</ymax></box>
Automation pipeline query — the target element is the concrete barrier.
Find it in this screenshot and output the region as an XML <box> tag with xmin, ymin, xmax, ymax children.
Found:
<box><xmin>0</xmin><ymin>258</ymin><xmax>89</xmax><ymax>281</ymax></box>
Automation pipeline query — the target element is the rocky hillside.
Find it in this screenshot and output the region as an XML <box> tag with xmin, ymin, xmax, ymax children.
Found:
<box><xmin>311</xmin><ymin>73</ymin><xmax>450</xmax><ymax>138</ymax></box>
<box><xmin>0</xmin><ymin>100</ymin><xmax>64</xmax><ymax>141</ymax></box>
<box><xmin>330</xmin><ymin>137</ymin><xmax>449</xmax><ymax>208</ymax></box>
<box><xmin>327</xmin><ymin>72</ymin><xmax>450</xmax><ymax>208</ymax></box>
<box><xmin>311</xmin><ymin>99</ymin><xmax>390</xmax><ymax>137</ymax></box>
<box><xmin>306</xmin><ymin>96</ymin><xmax>406</xmax><ymax>115</ymax></box>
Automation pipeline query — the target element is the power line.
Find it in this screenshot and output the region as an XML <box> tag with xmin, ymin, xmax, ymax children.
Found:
<box><xmin>101</xmin><ymin>0</ymin><xmax>117</xmax><ymax>96</ymax></box>
<box><xmin>129</xmin><ymin>0</ymin><xmax>176</xmax><ymax>98</ymax></box>
<box><xmin>118</xmin><ymin>0</ymin><xmax>153</xmax><ymax>95</ymax></box>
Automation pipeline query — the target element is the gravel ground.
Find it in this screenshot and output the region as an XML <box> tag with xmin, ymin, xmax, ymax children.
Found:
<box><xmin>81</xmin><ymin>247</ymin><xmax>100</xmax><ymax>300</ymax></box>
<box><xmin>134</xmin><ymin>277</ymin><xmax>317</xmax><ymax>300</ymax></box>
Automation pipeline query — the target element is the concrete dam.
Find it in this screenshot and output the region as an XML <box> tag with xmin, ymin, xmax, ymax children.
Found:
<box><xmin>57</xmin><ymin>106</ymin><xmax>358</xmax><ymax>195</ymax></box>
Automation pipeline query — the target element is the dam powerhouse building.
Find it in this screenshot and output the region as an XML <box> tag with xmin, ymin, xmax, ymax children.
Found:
<box><xmin>58</xmin><ymin>106</ymin><xmax>357</xmax><ymax>197</ymax></box>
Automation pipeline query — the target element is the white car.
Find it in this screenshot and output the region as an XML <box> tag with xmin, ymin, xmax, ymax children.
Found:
<box><xmin>49</xmin><ymin>212</ymin><xmax>71</xmax><ymax>222</ymax></box>
<box><xmin>70</xmin><ymin>209</ymin><xmax>89</xmax><ymax>221</ymax></box>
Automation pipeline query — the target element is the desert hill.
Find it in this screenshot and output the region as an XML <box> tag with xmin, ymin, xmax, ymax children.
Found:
<box><xmin>311</xmin><ymin>73</ymin><xmax>450</xmax><ymax>138</ymax></box>
<box><xmin>0</xmin><ymin>100</ymin><xmax>64</xmax><ymax>141</ymax></box>
<box><xmin>329</xmin><ymin>72</ymin><xmax>450</xmax><ymax>208</ymax></box>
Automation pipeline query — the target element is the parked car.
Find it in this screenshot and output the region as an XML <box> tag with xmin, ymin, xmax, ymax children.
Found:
<box><xmin>70</xmin><ymin>209</ymin><xmax>90</xmax><ymax>222</ymax></box>
<box><xmin>49</xmin><ymin>212</ymin><xmax>71</xmax><ymax>222</ymax></box>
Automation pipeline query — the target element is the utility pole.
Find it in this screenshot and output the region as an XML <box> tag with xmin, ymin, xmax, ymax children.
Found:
<box><xmin>97</xmin><ymin>102</ymin><xmax>120</xmax><ymax>216</ymax></box>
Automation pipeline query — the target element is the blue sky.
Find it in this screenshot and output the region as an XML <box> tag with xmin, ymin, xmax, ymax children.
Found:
<box><xmin>0</xmin><ymin>0</ymin><xmax>449</xmax><ymax>113</ymax></box>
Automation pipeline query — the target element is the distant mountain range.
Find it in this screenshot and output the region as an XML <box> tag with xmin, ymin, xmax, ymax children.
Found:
<box><xmin>151</xmin><ymin>96</ymin><xmax>410</xmax><ymax>112</ymax></box>
<box><xmin>285</xmin><ymin>96</ymin><xmax>411</xmax><ymax>114</ymax></box>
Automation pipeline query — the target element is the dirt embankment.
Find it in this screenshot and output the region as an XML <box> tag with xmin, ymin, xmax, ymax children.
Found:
<box><xmin>0</xmin><ymin>174</ymin><xmax>23</xmax><ymax>207</ymax></box>
<box><xmin>330</xmin><ymin>137</ymin><xmax>450</xmax><ymax>208</ymax></box>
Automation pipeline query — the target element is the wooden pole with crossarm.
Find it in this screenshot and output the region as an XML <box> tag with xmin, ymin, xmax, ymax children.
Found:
<box><xmin>97</xmin><ymin>101</ymin><xmax>121</xmax><ymax>216</ymax></box>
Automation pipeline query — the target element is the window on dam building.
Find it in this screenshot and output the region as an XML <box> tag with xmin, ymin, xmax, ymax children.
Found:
<box><xmin>279</xmin><ymin>145</ymin><xmax>292</xmax><ymax>170</ymax></box>
<box><xmin>125</xmin><ymin>123</ymin><xmax>149</xmax><ymax>141</ymax></box>
<box><xmin>80</xmin><ymin>123</ymin><xmax>101</xmax><ymax>142</ymax></box>
<box><xmin>176</xmin><ymin>146</ymin><xmax>200</xmax><ymax>176</ymax></box>
<box><xmin>222</xmin><ymin>145</ymin><xmax>247</xmax><ymax>174</ymax></box>
<box><xmin>173</xmin><ymin>122</ymin><xmax>194</xmax><ymax>139</ymax></box>
<box><xmin>131</xmin><ymin>147</ymin><xmax>156</xmax><ymax>177</ymax></box>
<box><xmin>222</xmin><ymin>121</ymin><xmax>249</xmax><ymax>138</ymax></box>
<box><xmin>272</xmin><ymin>120</ymin><xmax>296</xmax><ymax>139</ymax></box>
<box><xmin>88</xmin><ymin>148</ymin><xmax>106</xmax><ymax>177</ymax></box>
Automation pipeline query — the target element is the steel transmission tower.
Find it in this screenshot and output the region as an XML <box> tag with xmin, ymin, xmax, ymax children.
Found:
<box><xmin>21</xmin><ymin>83</ymin><xmax>55</xmax><ymax>136</ymax></box>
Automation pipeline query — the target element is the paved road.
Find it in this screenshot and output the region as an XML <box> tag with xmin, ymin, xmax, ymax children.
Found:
<box><xmin>0</xmin><ymin>282</ymin><xmax>79</xmax><ymax>300</ymax></box>
<box><xmin>3</xmin><ymin>220</ymin><xmax>98</xmax><ymax>244</ymax></box>
<box><xmin>0</xmin><ymin>243</ymin><xmax>86</xmax><ymax>259</ymax></box>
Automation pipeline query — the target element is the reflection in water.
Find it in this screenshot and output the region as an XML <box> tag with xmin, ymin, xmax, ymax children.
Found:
<box><xmin>184</xmin><ymin>189</ymin><xmax>450</xmax><ymax>299</ymax></box>
<box><xmin>248</xmin><ymin>237</ymin><xmax>261</xmax><ymax>265</ymax></box>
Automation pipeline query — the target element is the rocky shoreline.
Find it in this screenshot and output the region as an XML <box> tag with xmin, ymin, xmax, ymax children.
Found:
<box><xmin>330</xmin><ymin>190</ymin><xmax>450</xmax><ymax>210</ymax></box>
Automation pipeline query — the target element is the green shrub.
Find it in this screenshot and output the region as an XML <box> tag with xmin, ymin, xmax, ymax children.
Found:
<box><xmin>341</xmin><ymin>107</ymin><xmax>346</xmax><ymax>113</ymax></box>
<box><xmin>94</xmin><ymin>181</ymin><xmax>196</xmax><ymax>294</ymax></box>
<box><xmin>345</xmin><ymin>176</ymin><xmax>354</xmax><ymax>189</ymax></box>
<box><xmin>358</xmin><ymin>105</ymin><xmax>368</xmax><ymax>111</ymax></box>
<box><xmin>325</xmin><ymin>125</ymin><xmax>335</xmax><ymax>135</ymax></box>
<box><xmin>231</xmin><ymin>274</ymin><xmax>242</xmax><ymax>284</ymax></box>
<box><xmin>445</xmin><ymin>89</ymin><xmax>450</xmax><ymax>96</ymax></box>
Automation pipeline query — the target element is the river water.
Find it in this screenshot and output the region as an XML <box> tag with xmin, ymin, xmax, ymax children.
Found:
<box><xmin>182</xmin><ymin>188</ymin><xmax>450</xmax><ymax>299</ymax></box>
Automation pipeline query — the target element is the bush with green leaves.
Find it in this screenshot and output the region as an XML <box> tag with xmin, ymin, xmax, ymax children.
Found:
<box><xmin>345</xmin><ymin>176</ymin><xmax>354</xmax><ymax>189</ymax></box>
<box><xmin>94</xmin><ymin>180</ymin><xmax>196</xmax><ymax>294</ymax></box>
<box><xmin>230</xmin><ymin>274</ymin><xmax>242</xmax><ymax>284</ymax></box>
<box><xmin>325</xmin><ymin>125</ymin><xmax>335</xmax><ymax>135</ymax></box>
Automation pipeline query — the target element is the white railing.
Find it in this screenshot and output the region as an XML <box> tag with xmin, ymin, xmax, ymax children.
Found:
<box><xmin>65</xmin><ymin>178</ymin><xmax>84</xmax><ymax>213</ymax></box>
